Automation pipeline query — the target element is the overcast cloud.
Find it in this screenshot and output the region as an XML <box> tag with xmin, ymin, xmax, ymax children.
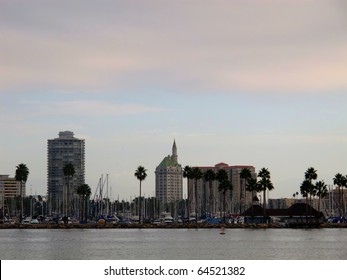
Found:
<box><xmin>0</xmin><ymin>0</ymin><xmax>346</xmax><ymax>199</ymax></box>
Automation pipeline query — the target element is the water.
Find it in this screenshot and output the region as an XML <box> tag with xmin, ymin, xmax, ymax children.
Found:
<box><xmin>0</xmin><ymin>228</ymin><xmax>346</xmax><ymax>260</ymax></box>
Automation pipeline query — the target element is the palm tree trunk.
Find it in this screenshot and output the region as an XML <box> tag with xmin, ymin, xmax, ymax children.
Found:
<box><xmin>342</xmin><ymin>186</ymin><xmax>345</xmax><ymax>217</ymax></box>
<box><xmin>239</xmin><ymin>180</ymin><xmax>242</xmax><ymax>215</ymax></box>
<box><xmin>305</xmin><ymin>196</ymin><xmax>308</xmax><ymax>223</ymax></box>
<box><xmin>223</xmin><ymin>192</ymin><xmax>226</xmax><ymax>223</ymax></box>
<box><xmin>244</xmin><ymin>179</ymin><xmax>247</xmax><ymax>214</ymax></box>
<box><xmin>67</xmin><ymin>177</ymin><xmax>69</xmax><ymax>217</ymax></box>
<box><xmin>20</xmin><ymin>181</ymin><xmax>23</xmax><ymax>223</ymax></box>
<box><xmin>309</xmin><ymin>194</ymin><xmax>313</xmax><ymax>221</ymax></box>
<box><xmin>187</xmin><ymin>179</ymin><xmax>190</xmax><ymax>223</ymax></box>
<box><xmin>263</xmin><ymin>189</ymin><xmax>266</xmax><ymax>223</ymax></box>
<box><xmin>139</xmin><ymin>180</ymin><xmax>142</xmax><ymax>223</ymax></box>
<box><xmin>251</xmin><ymin>190</ymin><xmax>255</xmax><ymax>221</ymax></box>
<box><xmin>195</xmin><ymin>179</ymin><xmax>198</xmax><ymax>224</ymax></box>
<box><xmin>209</xmin><ymin>183</ymin><xmax>213</xmax><ymax>217</ymax></box>
<box><xmin>339</xmin><ymin>186</ymin><xmax>342</xmax><ymax>216</ymax></box>
<box><xmin>83</xmin><ymin>195</ymin><xmax>85</xmax><ymax>222</ymax></box>
<box><xmin>203</xmin><ymin>179</ymin><xmax>206</xmax><ymax>217</ymax></box>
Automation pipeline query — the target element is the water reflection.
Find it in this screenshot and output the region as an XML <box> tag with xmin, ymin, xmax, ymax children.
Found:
<box><xmin>0</xmin><ymin>228</ymin><xmax>346</xmax><ymax>260</ymax></box>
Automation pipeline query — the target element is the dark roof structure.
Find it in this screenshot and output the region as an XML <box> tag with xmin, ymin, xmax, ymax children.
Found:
<box><xmin>241</xmin><ymin>203</ymin><xmax>321</xmax><ymax>217</ymax></box>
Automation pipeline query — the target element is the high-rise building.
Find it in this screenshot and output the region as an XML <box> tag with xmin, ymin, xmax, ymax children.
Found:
<box><xmin>47</xmin><ymin>131</ymin><xmax>85</xmax><ymax>215</ymax></box>
<box><xmin>187</xmin><ymin>162</ymin><xmax>256</xmax><ymax>217</ymax></box>
<box><xmin>155</xmin><ymin>140</ymin><xmax>183</xmax><ymax>204</ymax></box>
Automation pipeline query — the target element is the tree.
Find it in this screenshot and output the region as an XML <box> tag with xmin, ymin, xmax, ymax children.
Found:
<box><xmin>333</xmin><ymin>173</ymin><xmax>347</xmax><ymax>216</ymax></box>
<box><xmin>15</xmin><ymin>163</ymin><xmax>29</xmax><ymax>223</ymax></box>
<box><xmin>257</xmin><ymin>167</ymin><xmax>274</xmax><ymax>223</ymax></box>
<box><xmin>300</xmin><ymin>179</ymin><xmax>312</xmax><ymax>222</ymax></box>
<box><xmin>191</xmin><ymin>167</ymin><xmax>203</xmax><ymax>223</ymax></box>
<box><xmin>300</xmin><ymin>180</ymin><xmax>310</xmax><ymax>201</ymax></box>
<box><xmin>342</xmin><ymin>175</ymin><xmax>347</xmax><ymax>216</ymax></box>
<box><xmin>240</xmin><ymin>168</ymin><xmax>252</xmax><ymax>214</ymax></box>
<box><xmin>216</xmin><ymin>169</ymin><xmax>228</xmax><ymax>182</ymax></box>
<box><xmin>183</xmin><ymin>165</ymin><xmax>193</xmax><ymax>221</ymax></box>
<box><xmin>218</xmin><ymin>179</ymin><xmax>233</xmax><ymax>223</ymax></box>
<box><xmin>304</xmin><ymin>167</ymin><xmax>318</xmax><ymax>208</ymax></box>
<box><xmin>315</xmin><ymin>181</ymin><xmax>328</xmax><ymax>214</ymax></box>
<box><xmin>292</xmin><ymin>192</ymin><xmax>299</xmax><ymax>199</ymax></box>
<box><xmin>305</xmin><ymin>167</ymin><xmax>318</xmax><ymax>182</ymax></box>
<box><xmin>246</xmin><ymin>177</ymin><xmax>258</xmax><ymax>219</ymax></box>
<box><xmin>134</xmin><ymin>166</ymin><xmax>147</xmax><ymax>223</ymax></box>
<box><xmin>204</xmin><ymin>169</ymin><xmax>216</xmax><ymax>217</ymax></box>
<box><xmin>216</xmin><ymin>169</ymin><xmax>228</xmax><ymax>218</ymax></box>
<box><xmin>76</xmin><ymin>184</ymin><xmax>91</xmax><ymax>222</ymax></box>
<box><xmin>63</xmin><ymin>163</ymin><xmax>75</xmax><ymax>217</ymax></box>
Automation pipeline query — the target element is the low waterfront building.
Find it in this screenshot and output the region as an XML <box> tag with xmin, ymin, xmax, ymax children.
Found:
<box><xmin>242</xmin><ymin>203</ymin><xmax>322</xmax><ymax>224</ymax></box>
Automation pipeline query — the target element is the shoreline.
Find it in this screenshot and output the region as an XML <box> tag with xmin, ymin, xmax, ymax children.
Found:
<box><xmin>1</xmin><ymin>222</ymin><xmax>347</xmax><ymax>230</ymax></box>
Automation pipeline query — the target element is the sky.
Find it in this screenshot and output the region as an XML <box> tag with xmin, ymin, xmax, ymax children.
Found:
<box><xmin>0</xmin><ymin>0</ymin><xmax>346</xmax><ymax>201</ymax></box>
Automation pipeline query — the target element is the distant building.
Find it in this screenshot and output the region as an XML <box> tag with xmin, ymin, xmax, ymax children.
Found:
<box><xmin>155</xmin><ymin>140</ymin><xmax>183</xmax><ymax>204</ymax></box>
<box><xmin>268</xmin><ymin>198</ymin><xmax>307</xmax><ymax>209</ymax></box>
<box><xmin>187</xmin><ymin>162</ymin><xmax>256</xmax><ymax>217</ymax></box>
<box><xmin>0</xmin><ymin>175</ymin><xmax>24</xmax><ymax>215</ymax></box>
<box><xmin>47</xmin><ymin>131</ymin><xmax>85</xmax><ymax>215</ymax></box>
<box><xmin>320</xmin><ymin>187</ymin><xmax>347</xmax><ymax>217</ymax></box>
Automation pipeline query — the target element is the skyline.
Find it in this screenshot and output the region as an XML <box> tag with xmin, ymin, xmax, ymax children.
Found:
<box><xmin>0</xmin><ymin>0</ymin><xmax>346</xmax><ymax>200</ymax></box>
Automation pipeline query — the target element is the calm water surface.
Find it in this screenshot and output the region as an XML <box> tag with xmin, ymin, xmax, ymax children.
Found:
<box><xmin>0</xmin><ymin>228</ymin><xmax>346</xmax><ymax>260</ymax></box>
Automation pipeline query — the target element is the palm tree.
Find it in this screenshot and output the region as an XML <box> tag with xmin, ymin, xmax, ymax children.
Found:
<box><xmin>240</xmin><ymin>168</ymin><xmax>252</xmax><ymax>214</ymax></box>
<box><xmin>63</xmin><ymin>163</ymin><xmax>75</xmax><ymax>217</ymax></box>
<box><xmin>218</xmin><ymin>179</ymin><xmax>233</xmax><ymax>223</ymax></box>
<box><xmin>134</xmin><ymin>166</ymin><xmax>147</xmax><ymax>223</ymax></box>
<box><xmin>300</xmin><ymin>180</ymin><xmax>310</xmax><ymax>201</ymax></box>
<box><xmin>191</xmin><ymin>167</ymin><xmax>203</xmax><ymax>223</ymax></box>
<box><xmin>300</xmin><ymin>179</ymin><xmax>311</xmax><ymax>222</ymax></box>
<box><xmin>15</xmin><ymin>163</ymin><xmax>29</xmax><ymax>223</ymax></box>
<box><xmin>183</xmin><ymin>165</ymin><xmax>193</xmax><ymax>221</ymax></box>
<box><xmin>333</xmin><ymin>173</ymin><xmax>346</xmax><ymax>216</ymax></box>
<box><xmin>305</xmin><ymin>167</ymin><xmax>318</xmax><ymax>182</ymax></box>
<box><xmin>216</xmin><ymin>169</ymin><xmax>228</xmax><ymax>182</ymax></box>
<box><xmin>76</xmin><ymin>184</ymin><xmax>91</xmax><ymax>222</ymax></box>
<box><xmin>246</xmin><ymin>177</ymin><xmax>258</xmax><ymax>220</ymax></box>
<box><xmin>204</xmin><ymin>169</ymin><xmax>216</xmax><ymax>217</ymax></box>
<box><xmin>216</xmin><ymin>169</ymin><xmax>228</xmax><ymax>218</ymax></box>
<box><xmin>257</xmin><ymin>167</ymin><xmax>274</xmax><ymax>223</ymax></box>
<box><xmin>304</xmin><ymin>167</ymin><xmax>318</xmax><ymax>209</ymax></box>
<box><xmin>292</xmin><ymin>192</ymin><xmax>299</xmax><ymax>199</ymax></box>
<box><xmin>315</xmin><ymin>181</ymin><xmax>328</xmax><ymax>214</ymax></box>
<box><xmin>342</xmin><ymin>175</ymin><xmax>347</xmax><ymax>216</ymax></box>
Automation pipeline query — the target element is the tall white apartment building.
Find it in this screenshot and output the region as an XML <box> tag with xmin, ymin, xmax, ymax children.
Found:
<box><xmin>155</xmin><ymin>140</ymin><xmax>183</xmax><ymax>204</ymax></box>
<box><xmin>47</xmin><ymin>131</ymin><xmax>85</xmax><ymax>214</ymax></box>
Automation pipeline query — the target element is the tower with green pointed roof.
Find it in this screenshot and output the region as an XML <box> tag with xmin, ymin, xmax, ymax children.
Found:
<box><xmin>155</xmin><ymin>140</ymin><xmax>183</xmax><ymax>204</ymax></box>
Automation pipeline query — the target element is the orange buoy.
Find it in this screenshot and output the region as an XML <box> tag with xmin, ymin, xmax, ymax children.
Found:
<box><xmin>220</xmin><ymin>227</ymin><xmax>225</xmax><ymax>235</ymax></box>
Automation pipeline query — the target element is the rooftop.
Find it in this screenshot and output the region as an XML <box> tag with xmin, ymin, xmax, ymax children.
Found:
<box><xmin>157</xmin><ymin>155</ymin><xmax>181</xmax><ymax>168</ymax></box>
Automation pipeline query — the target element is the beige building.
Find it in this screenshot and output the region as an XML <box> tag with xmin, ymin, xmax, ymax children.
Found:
<box><xmin>0</xmin><ymin>175</ymin><xmax>25</xmax><ymax>214</ymax></box>
<box><xmin>155</xmin><ymin>140</ymin><xmax>183</xmax><ymax>204</ymax></box>
<box><xmin>187</xmin><ymin>162</ymin><xmax>256</xmax><ymax>218</ymax></box>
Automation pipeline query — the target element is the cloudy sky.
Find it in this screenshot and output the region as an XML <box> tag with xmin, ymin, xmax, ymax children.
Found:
<box><xmin>1</xmin><ymin>0</ymin><xmax>346</xmax><ymax>201</ymax></box>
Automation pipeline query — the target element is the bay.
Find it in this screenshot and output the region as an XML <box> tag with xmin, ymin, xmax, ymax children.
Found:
<box><xmin>0</xmin><ymin>228</ymin><xmax>346</xmax><ymax>260</ymax></box>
